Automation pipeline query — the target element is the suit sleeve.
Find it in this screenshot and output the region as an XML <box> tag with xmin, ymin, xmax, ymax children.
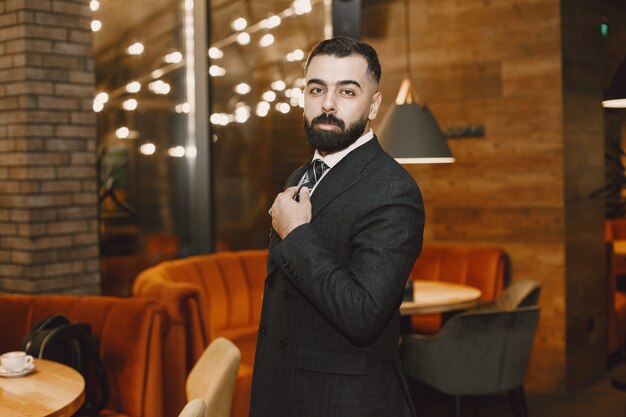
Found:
<box><xmin>270</xmin><ymin>177</ymin><xmax>424</xmax><ymax>342</ymax></box>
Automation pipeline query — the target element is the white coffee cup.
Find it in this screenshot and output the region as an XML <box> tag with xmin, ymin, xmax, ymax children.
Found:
<box><xmin>1</xmin><ymin>351</ymin><xmax>34</xmax><ymax>372</ymax></box>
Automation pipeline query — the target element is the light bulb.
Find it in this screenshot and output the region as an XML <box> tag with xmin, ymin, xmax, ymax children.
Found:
<box><xmin>271</xmin><ymin>80</ymin><xmax>286</xmax><ymax>91</ymax></box>
<box><xmin>236</xmin><ymin>32</ymin><xmax>250</xmax><ymax>45</ymax></box>
<box><xmin>235</xmin><ymin>83</ymin><xmax>251</xmax><ymax>95</ymax></box>
<box><xmin>259</xmin><ymin>34</ymin><xmax>274</xmax><ymax>48</ymax></box>
<box><xmin>116</xmin><ymin>127</ymin><xmax>130</xmax><ymax>139</ymax></box>
<box><xmin>127</xmin><ymin>42</ymin><xmax>144</xmax><ymax>55</ymax></box>
<box><xmin>232</xmin><ymin>17</ymin><xmax>247</xmax><ymax>31</ymax></box>
<box><xmin>262</xmin><ymin>91</ymin><xmax>276</xmax><ymax>102</ymax></box>
<box><xmin>140</xmin><ymin>143</ymin><xmax>156</xmax><ymax>155</ymax></box>
<box><xmin>208</xmin><ymin>47</ymin><xmax>224</xmax><ymax>59</ymax></box>
<box><xmin>122</xmin><ymin>99</ymin><xmax>138</xmax><ymax>111</ymax></box>
<box><xmin>126</xmin><ymin>81</ymin><xmax>141</xmax><ymax>93</ymax></box>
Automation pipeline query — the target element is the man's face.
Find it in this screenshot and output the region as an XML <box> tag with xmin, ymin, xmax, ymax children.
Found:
<box><xmin>303</xmin><ymin>54</ymin><xmax>382</xmax><ymax>154</ymax></box>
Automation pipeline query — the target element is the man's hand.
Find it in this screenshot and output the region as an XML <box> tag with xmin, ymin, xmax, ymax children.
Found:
<box><xmin>270</xmin><ymin>186</ymin><xmax>312</xmax><ymax>239</ymax></box>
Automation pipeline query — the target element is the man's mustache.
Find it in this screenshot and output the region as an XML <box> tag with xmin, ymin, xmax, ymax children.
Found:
<box><xmin>311</xmin><ymin>113</ymin><xmax>345</xmax><ymax>129</ymax></box>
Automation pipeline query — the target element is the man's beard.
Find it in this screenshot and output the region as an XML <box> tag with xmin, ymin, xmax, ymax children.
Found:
<box><xmin>304</xmin><ymin>113</ymin><xmax>368</xmax><ymax>153</ymax></box>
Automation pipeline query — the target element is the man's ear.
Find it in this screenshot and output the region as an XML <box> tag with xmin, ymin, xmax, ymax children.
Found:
<box><xmin>368</xmin><ymin>91</ymin><xmax>382</xmax><ymax>120</ymax></box>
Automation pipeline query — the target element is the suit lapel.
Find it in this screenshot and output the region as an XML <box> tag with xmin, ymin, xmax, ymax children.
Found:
<box><xmin>310</xmin><ymin>138</ymin><xmax>383</xmax><ymax>219</ymax></box>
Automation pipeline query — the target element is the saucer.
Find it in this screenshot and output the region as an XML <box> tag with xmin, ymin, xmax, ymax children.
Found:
<box><xmin>0</xmin><ymin>363</ymin><xmax>35</xmax><ymax>378</ymax></box>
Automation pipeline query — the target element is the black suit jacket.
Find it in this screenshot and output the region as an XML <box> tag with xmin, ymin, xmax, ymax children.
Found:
<box><xmin>250</xmin><ymin>137</ymin><xmax>424</xmax><ymax>417</ymax></box>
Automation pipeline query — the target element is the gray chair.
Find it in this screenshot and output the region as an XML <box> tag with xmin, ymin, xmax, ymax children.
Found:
<box><xmin>401</xmin><ymin>306</ymin><xmax>540</xmax><ymax>417</ymax></box>
<box><xmin>493</xmin><ymin>279</ymin><xmax>541</xmax><ymax>310</ymax></box>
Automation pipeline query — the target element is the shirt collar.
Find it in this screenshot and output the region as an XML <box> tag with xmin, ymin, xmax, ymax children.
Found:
<box><xmin>313</xmin><ymin>128</ymin><xmax>374</xmax><ymax>168</ymax></box>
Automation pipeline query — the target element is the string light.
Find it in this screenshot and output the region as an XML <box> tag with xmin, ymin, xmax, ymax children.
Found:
<box><xmin>235</xmin><ymin>104</ymin><xmax>251</xmax><ymax>123</ymax></box>
<box><xmin>262</xmin><ymin>91</ymin><xmax>276</xmax><ymax>102</ymax></box>
<box><xmin>210</xmin><ymin>113</ymin><xmax>231</xmax><ymax>126</ymax></box>
<box><xmin>271</xmin><ymin>80</ymin><xmax>286</xmax><ymax>91</ymax></box>
<box><xmin>140</xmin><ymin>143</ymin><xmax>156</xmax><ymax>155</ymax></box>
<box><xmin>164</xmin><ymin>51</ymin><xmax>183</xmax><ymax>64</ymax></box>
<box><xmin>149</xmin><ymin>80</ymin><xmax>171</xmax><ymax>95</ymax></box>
<box><xmin>168</xmin><ymin>146</ymin><xmax>186</xmax><ymax>157</ymax></box>
<box><xmin>209</xmin><ymin>65</ymin><xmax>226</xmax><ymax>77</ymax></box>
<box><xmin>286</xmin><ymin>49</ymin><xmax>304</xmax><ymax>62</ymax></box>
<box><xmin>175</xmin><ymin>102</ymin><xmax>191</xmax><ymax>113</ymax></box>
<box><xmin>234</xmin><ymin>83</ymin><xmax>251</xmax><ymax>95</ymax></box>
<box><xmin>127</xmin><ymin>42</ymin><xmax>144</xmax><ymax>55</ymax></box>
<box><xmin>236</xmin><ymin>32</ymin><xmax>251</xmax><ymax>45</ymax></box>
<box><xmin>232</xmin><ymin>17</ymin><xmax>248</xmax><ymax>31</ymax></box>
<box><xmin>116</xmin><ymin>127</ymin><xmax>130</xmax><ymax>139</ymax></box>
<box><xmin>91</xmin><ymin>20</ymin><xmax>102</xmax><ymax>32</ymax></box>
<box><xmin>123</xmin><ymin>98</ymin><xmax>138</xmax><ymax>111</ymax></box>
<box><xmin>151</xmin><ymin>69</ymin><xmax>164</xmax><ymax>79</ymax></box>
<box><xmin>259</xmin><ymin>34</ymin><xmax>275</xmax><ymax>48</ymax></box>
<box><xmin>293</xmin><ymin>0</ymin><xmax>312</xmax><ymax>15</ymax></box>
<box><xmin>208</xmin><ymin>47</ymin><xmax>224</xmax><ymax>59</ymax></box>
<box><xmin>89</xmin><ymin>0</ymin><xmax>99</xmax><ymax>11</ymax></box>
<box><xmin>276</xmin><ymin>102</ymin><xmax>290</xmax><ymax>113</ymax></box>
<box><xmin>126</xmin><ymin>81</ymin><xmax>141</xmax><ymax>93</ymax></box>
<box><xmin>256</xmin><ymin>101</ymin><xmax>270</xmax><ymax>117</ymax></box>
<box><xmin>260</xmin><ymin>15</ymin><xmax>281</xmax><ymax>29</ymax></box>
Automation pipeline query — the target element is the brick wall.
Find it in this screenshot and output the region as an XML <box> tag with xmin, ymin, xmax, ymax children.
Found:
<box><xmin>0</xmin><ymin>0</ymin><xmax>99</xmax><ymax>294</ymax></box>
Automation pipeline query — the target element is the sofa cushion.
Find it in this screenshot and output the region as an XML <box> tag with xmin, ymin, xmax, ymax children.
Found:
<box><xmin>0</xmin><ymin>294</ymin><xmax>167</xmax><ymax>417</ymax></box>
<box><xmin>409</xmin><ymin>246</ymin><xmax>508</xmax><ymax>334</ymax></box>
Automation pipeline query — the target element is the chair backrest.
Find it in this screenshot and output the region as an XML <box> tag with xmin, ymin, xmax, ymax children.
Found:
<box><xmin>178</xmin><ymin>399</ymin><xmax>206</xmax><ymax>417</ymax></box>
<box><xmin>186</xmin><ymin>337</ymin><xmax>241</xmax><ymax>417</ymax></box>
<box><xmin>493</xmin><ymin>279</ymin><xmax>541</xmax><ymax>310</ymax></box>
<box><xmin>403</xmin><ymin>306</ymin><xmax>540</xmax><ymax>396</ymax></box>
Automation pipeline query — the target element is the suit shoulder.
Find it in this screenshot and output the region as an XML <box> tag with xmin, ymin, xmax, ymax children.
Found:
<box><xmin>368</xmin><ymin>150</ymin><xmax>420</xmax><ymax>188</ymax></box>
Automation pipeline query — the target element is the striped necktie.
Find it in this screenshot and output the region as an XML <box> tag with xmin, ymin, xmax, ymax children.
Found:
<box><xmin>297</xmin><ymin>159</ymin><xmax>328</xmax><ymax>201</ymax></box>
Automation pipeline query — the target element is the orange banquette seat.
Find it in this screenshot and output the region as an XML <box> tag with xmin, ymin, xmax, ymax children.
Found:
<box><xmin>132</xmin><ymin>249</ymin><xmax>267</xmax><ymax>417</ymax></box>
<box><xmin>0</xmin><ymin>294</ymin><xmax>168</xmax><ymax>417</ymax></box>
<box><xmin>132</xmin><ymin>246</ymin><xmax>509</xmax><ymax>416</ymax></box>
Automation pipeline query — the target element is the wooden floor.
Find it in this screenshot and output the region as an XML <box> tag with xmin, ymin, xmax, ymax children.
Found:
<box><xmin>410</xmin><ymin>361</ymin><xmax>626</xmax><ymax>417</ymax></box>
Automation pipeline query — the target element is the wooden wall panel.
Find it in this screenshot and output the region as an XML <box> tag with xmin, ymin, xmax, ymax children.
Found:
<box><xmin>364</xmin><ymin>0</ymin><xmax>591</xmax><ymax>392</ymax></box>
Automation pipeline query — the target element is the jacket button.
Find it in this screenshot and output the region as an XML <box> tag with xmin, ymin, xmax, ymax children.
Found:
<box><xmin>281</xmin><ymin>289</ymin><xmax>291</xmax><ymax>297</ymax></box>
<box><xmin>265</xmin><ymin>279</ymin><xmax>274</xmax><ymax>288</ymax></box>
<box><xmin>258</xmin><ymin>327</ymin><xmax>266</xmax><ymax>337</ymax></box>
<box><xmin>278</xmin><ymin>339</ymin><xmax>287</xmax><ymax>348</ymax></box>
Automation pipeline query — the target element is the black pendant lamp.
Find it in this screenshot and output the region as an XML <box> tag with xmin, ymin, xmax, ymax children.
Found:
<box><xmin>378</xmin><ymin>0</ymin><xmax>454</xmax><ymax>164</ymax></box>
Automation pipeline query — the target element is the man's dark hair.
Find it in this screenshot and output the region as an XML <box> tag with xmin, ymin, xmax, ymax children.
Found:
<box><xmin>305</xmin><ymin>37</ymin><xmax>381</xmax><ymax>84</ymax></box>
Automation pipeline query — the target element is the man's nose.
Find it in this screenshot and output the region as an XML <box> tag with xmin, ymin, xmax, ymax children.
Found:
<box><xmin>321</xmin><ymin>93</ymin><xmax>336</xmax><ymax>113</ymax></box>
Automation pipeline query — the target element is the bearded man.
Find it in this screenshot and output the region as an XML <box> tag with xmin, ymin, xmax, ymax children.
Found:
<box><xmin>249</xmin><ymin>37</ymin><xmax>424</xmax><ymax>417</ymax></box>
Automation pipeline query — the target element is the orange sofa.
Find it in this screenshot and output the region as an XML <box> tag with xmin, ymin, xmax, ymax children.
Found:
<box><xmin>407</xmin><ymin>246</ymin><xmax>509</xmax><ymax>334</ymax></box>
<box><xmin>0</xmin><ymin>294</ymin><xmax>168</xmax><ymax>417</ymax></box>
<box><xmin>132</xmin><ymin>246</ymin><xmax>510</xmax><ymax>417</ymax></box>
<box><xmin>605</xmin><ymin>219</ymin><xmax>626</xmax><ymax>356</ymax></box>
<box><xmin>133</xmin><ymin>249</ymin><xmax>267</xmax><ymax>417</ymax></box>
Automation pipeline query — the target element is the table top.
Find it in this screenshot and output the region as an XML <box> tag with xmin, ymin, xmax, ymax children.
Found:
<box><xmin>400</xmin><ymin>279</ymin><xmax>482</xmax><ymax>315</ymax></box>
<box><xmin>0</xmin><ymin>358</ymin><xmax>85</xmax><ymax>417</ymax></box>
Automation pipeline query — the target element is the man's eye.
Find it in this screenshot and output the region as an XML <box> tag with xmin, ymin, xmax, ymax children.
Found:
<box><xmin>341</xmin><ymin>90</ymin><xmax>356</xmax><ymax>96</ymax></box>
<box><xmin>309</xmin><ymin>87</ymin><xmax>324</xmax><ymax>94</ymax></box>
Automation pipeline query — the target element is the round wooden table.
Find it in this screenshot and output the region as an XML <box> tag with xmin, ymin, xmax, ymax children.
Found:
<box><xmin>0</xmin><ymin>358</ymin><xmax>85</xmax><ymax>417</ymax></box>
<box><xmin>400</xmin><ymin>280</ymin><xmax>482</xmax><ymax>315</ymax></box>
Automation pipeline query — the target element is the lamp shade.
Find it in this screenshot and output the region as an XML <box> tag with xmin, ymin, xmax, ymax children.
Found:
<box><xmin>603</xmin><ymin>58</ymin><xmax>626</xmax><ymax>108</ymax></box>
<box><xmin>378</xmin><ymin>101</ymin><xmax>455</xmax><ymax>164</ymax></box>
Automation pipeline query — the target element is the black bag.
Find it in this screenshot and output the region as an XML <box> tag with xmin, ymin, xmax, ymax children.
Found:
<box><xmin>21</xmin><ymin>314</ymin><xmax>109</xmax><ymax>416</ymax></box>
